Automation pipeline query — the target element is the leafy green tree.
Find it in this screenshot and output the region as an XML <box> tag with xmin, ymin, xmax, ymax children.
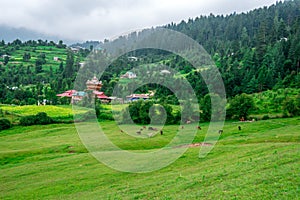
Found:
<box><xmin>23</xmin><ymin>52</ymin><xmax>31</xmax><ymax>61</ymax></box>
<box><xmin>58</xmin><ymin>62</ymin><xmax>64</xmax><ymax>73</ymax></box>
<box><xmin>63</xmin><ymin>52</ymin><xmax>74</xmax><ymax>78</ymax></box>
<box><xmin>123</xmin><ymin>100</ymin><xmax>177</xmax><ymax>124</ymax></box>
<box><xmin>283</xmin><ymin>97</ymin><xmax>299</xmax><ymax>116</ymax></box>
<box><xmin>35</xmin><ymin>58</ymin><xmax>44</xmax><ymax>73</ymax></box>
<box><xmin>201</xmin><ymin>93</ymin><xmax>225</xmax><ymax>122</ymax></box>
<box><xmin>0</xmin><ymin>118</ymin><xmax>11</xmax><ymax>131</ymax></box>
<box><xmin>201</xmin><ymin>94</ymin><xmax>211</xmax><ymax>122</ymax></box>
<box><xmin>139</xmin><ymin>101</ymin><xmax>154</xmax><ymax>124</ymax></box>
<box><xmin>227</xmin><ymin>93</ymin><xmax>255</xmax><ymax>120</ymax></box>
<box><xmin>3</xmin><ymin>56</ymin><xmax>9</xmax><ymax>65</ymax></box>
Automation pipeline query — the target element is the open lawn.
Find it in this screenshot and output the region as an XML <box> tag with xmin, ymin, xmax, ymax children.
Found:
<box><xmin>0</xmin><ymin>117</ymin><xmax>299</xmax><ymax>199</ymax></box>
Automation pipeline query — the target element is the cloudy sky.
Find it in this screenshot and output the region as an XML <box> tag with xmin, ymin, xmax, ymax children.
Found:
<box><xmin>0</xmin><ymin>0</ymin><xmax>280</xmax><ymax>42</ymax></box>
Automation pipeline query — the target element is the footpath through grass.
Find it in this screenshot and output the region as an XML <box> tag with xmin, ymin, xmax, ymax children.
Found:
<box><xmin>0</xmin><ymin>117</ymin><xmax>299</xmax><ymax>199</ymax></box>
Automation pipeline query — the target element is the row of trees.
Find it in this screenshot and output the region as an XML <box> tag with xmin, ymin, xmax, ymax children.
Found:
<box><xmin>0</xmin><ymin>39</ymin><xmax>66</xmax><ymax>48</ymax></box>
<box><xmin>120</xmin><ymin>91</ymin><xmax>299</xmax><ymax>125</ymax></box>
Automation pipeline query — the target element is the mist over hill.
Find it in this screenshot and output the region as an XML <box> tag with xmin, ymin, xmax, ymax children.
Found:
<box><xmin>0</xmin><ymin>25</ymin><xmax>78</xmax><ymax>45</ymax></box>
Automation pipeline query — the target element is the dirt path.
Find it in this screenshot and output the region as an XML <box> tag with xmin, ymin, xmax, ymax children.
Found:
<box><xmin>173</xmin><ymin>142</ymin><xmax>212</xmax><ymax>148</ymax></box>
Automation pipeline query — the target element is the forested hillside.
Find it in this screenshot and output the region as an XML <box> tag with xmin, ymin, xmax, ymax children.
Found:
<box><xmin>0</xmin><ymin>0</ymin><xmax>299</xmax><ymax>106</ymax></box>
<box><xmin>100</xmin><ymin>0</ymin><xmax>299</xmax><ymax>98</ymax></box>
<box><xmin>0</xmin><ymin>40</ymin><xmax>89</xmax><ymax>104</ymax></box>
<box><xmin>165</xmin><ymin>0</ymin><xmax>300</xmax><ymax>96</ymax></box>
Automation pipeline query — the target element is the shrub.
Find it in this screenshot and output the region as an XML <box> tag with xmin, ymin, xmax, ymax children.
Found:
<box><xmin>36</xmin><ymin>112</ymin><xmax>53</xmax><ymax>125</ymax></box>
<box><xmin>283</xmin><ymin>97</ymin><xmax>299</xmax><ymax>116</ymax></box>
<box><xmin>227</xmin><ymin>93</ymin><xmax>255</xmax><ymax>120</ymax></box>
<box><xmin>27</xmin><ymin>98</ymin><xmax>37</xmax><ymax>105</ymax></box>
<box><xmin>120</xmin><ymin>100</ymin><xmax>178</xmax><ymax>125</ymax></box>
<box><xmin>20</xmin><ymin>112</ymin><xmax>53</xmax><ymax>126</ymax></box>
<box><xmin>0</xmin><ymin>118</ymin><xmax>11</xmax><ymax>131</ymax></box>
<box><xmin>262</xmin><ymin>115</ymin><xmax>270</xmax><ymax>120</ymax></box>
<box><xmin>98</xmin><ymin>112</ymin><xmax>114</xmax><ymax>121</ymax></box>
<box><xmin>19</xmin><ymin>115</ymin><xmax>36</xmax><ymax>126</ymax></box>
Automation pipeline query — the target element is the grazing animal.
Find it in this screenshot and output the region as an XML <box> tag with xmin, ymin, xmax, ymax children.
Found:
<box><xmin>160</xmin><ymin>130</ymin><xmax>163</xmax><ymax>135</ymax></box>
<box><xmin>143</xmin><ymin>126</ymin><xmax>146</xmax><ymax>129</ymax></box>
<box><xmin>148</xmin><ymin>127</ymin><xmax>158</xmax><ymax>131</ymax></box>
<box><xmin>218</xmin><ymin>130</ymin><xmax>223</xmax><ymax>134</ymax></box>
<box><xmin>186</xmin><ymin>120</ymin><xmax>191</xmax><ymax>124</ymax></box>
<box><xmin>182</xmin><ymin>126</ymin><xmax>184</xmax><ymax>129</ymax></box>
<box><xmin>238</xmin><ymin>126</ymin><xmax>242</xmax><ymax>131</ymax></box>
<box><xmin>136</xmin><ymin>131</ymin><xmax>141</xmax><ymax>135</ymax></box>
<box><xmin>120</xmin><ymin>130</ymin><xmax>124</xmax><ymax>133</ymax></box>
<box><xmin>140</xmin><ymin>128</ymin><xmax>143</xmax><ymax>131</ymax></box>
<box><xmin>197</xmin><ymin>126</ymin><xmax>201</xmax><ymax>130</ymax></box>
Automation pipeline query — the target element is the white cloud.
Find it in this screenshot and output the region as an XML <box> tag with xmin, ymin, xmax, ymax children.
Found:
<box><xmin>0</xmin><ymin>0</ymin><xmax>279</xmax><ymax>41</ymax></box>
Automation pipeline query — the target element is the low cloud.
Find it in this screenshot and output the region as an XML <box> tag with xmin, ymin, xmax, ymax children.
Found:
<box><xmin>0</xmin><ymin>0</ymin><xmax>279</xmax><ymax>41</ymax></box>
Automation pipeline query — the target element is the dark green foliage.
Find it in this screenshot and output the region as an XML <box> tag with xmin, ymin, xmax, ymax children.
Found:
<box><xmin>283</xmin><ymin>97</ymin><xmax>300</xmax><ymax>116</ymax></box>
<box><xmin>262</xmin><ymin>115</ymin><xmax>270</xmax><ymax>120</ymax></box>
<box><xmin>20</xmin><ymin>112</ymin><xmax>53</xmax><ymax>126</ymax></box>
<box><xmin>22</xmin><ymin>52</ymin><xmax>31</xmax><ymax>62</ymax></box>
<box><xmin>0</xmin><ymin>118</ymin><xmax>11</xmax><ymax>131</ymax></box>
<box><xmin>121</xmin><ymin>100</ymin><xmax>177</xmax><ymax>124</ymax></box>
<box><xmin>201</xmin><ymin>94</ymin><xmax>212</xmax><ymax>122</ymax></box>
<box><xmin>98</xmin><ymin>0</ymin><xmax>299</xmax><ymax>100</ymax></box>
<box><xmin>3</xmin><ymin>56</ymin><xmax>9</xmax><ymax>65</ymax></box>
<box><xmin>63</xmin><ymin>52</ymin><xmax>74</xmax><ymax>79</ymax></box>
<box><xmin>0</xmin><ymin>1</ymin><xmax>299</xmax><ymax>108</ymax></box>
<box><xmin>97</xmin><ymin>112</ymin><xmax>114</xmax><ymax>121</ymax></box>
<box><xmin>95</xmin><ymin>102</ymin><xmax>114</xmax><ymax>121</ymax></box>
<box><xmin>227</xmin><ymin>93</ymin><xmax>255</xmax><ymax>120</ymax></box>
<box><xmin>0</xmin><ymin>39</ymin><xmax>87</xmax><ymax>105</ymax></box>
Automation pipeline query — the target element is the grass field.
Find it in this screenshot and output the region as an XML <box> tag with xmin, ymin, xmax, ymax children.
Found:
<box><xmin>0</xmin><ymin>45</ymin><xmax>79</xmax><ymax>72</ymax></box>
<box><xmin>0</xmin><ymin>105</ymin><xmax>88</xmax><ymax>119</ymax></box>
<box><xmin>0</xmin><ymin>117</ymin><xmax>299</xmax><ymax>199</ymax></box>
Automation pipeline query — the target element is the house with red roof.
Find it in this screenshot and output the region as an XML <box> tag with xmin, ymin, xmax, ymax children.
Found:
<box><xmin>56</xmin><ymin>76</ymin><xmax>110</xmax><ymax>104</ymax></box>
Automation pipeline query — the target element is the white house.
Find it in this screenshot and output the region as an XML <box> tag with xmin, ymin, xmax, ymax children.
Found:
<box><xmin>120</xmin><ymin>71</ymin><xmax>137</xmax><ymax>79</ymax></box>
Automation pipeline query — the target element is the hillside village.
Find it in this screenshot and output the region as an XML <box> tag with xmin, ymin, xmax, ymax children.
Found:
<box><xmin>0</xmin><ymin>1</ymin><xmax>299</xmax><ymax>199</ymax></box>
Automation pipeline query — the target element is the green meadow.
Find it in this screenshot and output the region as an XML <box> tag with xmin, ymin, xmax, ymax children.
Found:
<box><xmin>0</xmin><ymin>45</ymin><xmax>71</xmax><ymax>72</ymax></box>
<box><xmin>0</xmin><ymin>117</ymin><xmax>299</xmax><ymax>199</ymax></box>
<box><xmin>0</xmin><ymin>105</ymin><xmax>89</xmax><ymax>121</ymax></box>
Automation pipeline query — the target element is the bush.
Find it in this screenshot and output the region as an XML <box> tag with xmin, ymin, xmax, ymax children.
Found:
<box><xmin>20</xmin><ymin>115</ymin><xmax>36</xmax><ymax>126</ymax></box>
<box><xmin>227</xmin><ymin>93</ymin><xmax>255</xmax><ymax>120</ymax></box>
<box><xmin>0</xmin><ymin>118</ymin><xmax>11</xmax><ymax>131</ymax></box>
<box><xmin>262</xmin><ymin>115</ymin><xmax>270</xmax><ymax>120</ymax></box>
<box><xmin>20</xmin><ymin>112</ymin><xmax>53</xmax><ymax>126</ymax></box>
<box><xmin>120</xmin><ymin>100</ymin><xmax>178</xmax><ymax>125</ymax></box>
<box><xmin>283</xmin><ymin>97</ymin><xmax>299</xmax><ymax>116</ymax></box>
<box><xmin>27</xmin><ymin>98</ymin><xmax>37</xmax><ymax>105</ymax></box>
<box><xmin>98</xmin><ymin>112</ymin><xmax>114</xmax><ymax>121</ymax></box>
<box><xmin>36</xmin><ymin>112</ymin><xmax>53</xmax><ymax>125</ymax></box>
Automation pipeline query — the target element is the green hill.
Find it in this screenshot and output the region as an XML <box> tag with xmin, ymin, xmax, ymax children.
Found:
<box><xmin>0</xmin><ymin>118</ymin><xmax>299</xmax><ymax>199</ymax></box>
<box><xmin>0</xmin><ymin>40</ymin><xmax>89</xmax><ymax>105</ymax></box>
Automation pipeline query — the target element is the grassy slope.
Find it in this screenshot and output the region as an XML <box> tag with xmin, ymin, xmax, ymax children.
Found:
<box><xmin>0</xmin><ymin>45</ymin><xmax>86</xmax><ymax>74</ymax></box>
<box><xmin>0</xmin><ymin>117</ymin><xmax>299</xmax><ymax>199</ymax></box>
<box><xmin>0</xmin><ymin>45</ymin><xmax>67</xmax><ymax>71</ymax></box>
<box><xmin>251</xmin><ymin>88</ymin><xmax>300</xmax><ymax>116</ymax></box>
<box><xmin>0</xmin><ymin>105</ymin><xmax>88</xmax><ymax>119</ymax></box>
